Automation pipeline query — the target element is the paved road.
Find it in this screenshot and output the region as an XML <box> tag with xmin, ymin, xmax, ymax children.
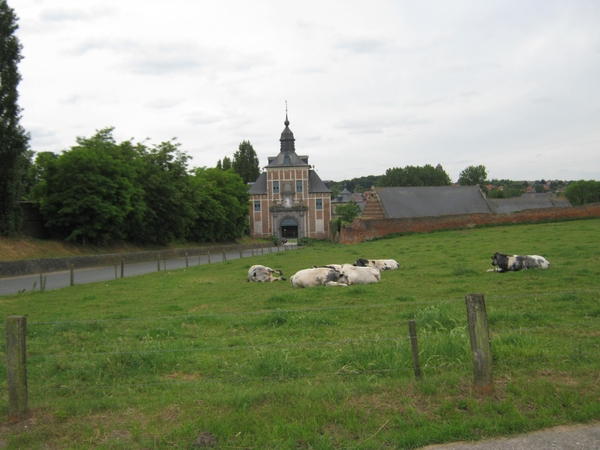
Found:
<box><xmin>0</xmin><ymin>244</ymin><xmax>295</xmax><ymax>296</ymax></box>
<box><xmin>420</xmin><ymin>421</ymin><xmax>600</xmax><ymax>450</ymax></box>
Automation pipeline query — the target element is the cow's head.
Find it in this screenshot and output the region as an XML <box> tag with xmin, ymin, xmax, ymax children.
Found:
<box><xmin>324</xmin><ymin>268</ymin><xmax>349</xmax><ymax>285</ymax></box>
<box><xmin>491</xmin><ymin>252</ymin><xmax>508</xmax><ymax>267</ymax></box>
<box><xmin>353</xmin><ymin>258</ymin><xmax>368</xmax><ymax>267</ymax></box>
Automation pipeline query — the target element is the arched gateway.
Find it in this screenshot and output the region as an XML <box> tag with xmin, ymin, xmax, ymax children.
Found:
<box><xmin>279</xmin><ymin>217</ymin><xmax>298</xmax><ymax>239</ymax></box>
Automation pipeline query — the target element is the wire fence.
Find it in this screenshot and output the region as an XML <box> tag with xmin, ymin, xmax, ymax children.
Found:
<box><xmin>3</xmin><ymin>289</ymin><xmax>599</xmax><ymax>414</ymax></box>
<box><xmin>0</xmin><ymin>241</ymin><xmax>299</xmax><ymax>296</ymax></box>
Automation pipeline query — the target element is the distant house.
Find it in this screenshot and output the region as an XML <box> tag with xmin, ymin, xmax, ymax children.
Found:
<box><xmin>331</xmin><ymin>186</ymin><xmax>366</xmax><ymax>217</ymax></box>
<box><xmin>248</xmin><ymin>114</ymin><xmax>331</xmax><ymax>240</ymax></box>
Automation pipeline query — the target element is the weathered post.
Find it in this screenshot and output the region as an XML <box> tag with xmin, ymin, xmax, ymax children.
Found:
<box><xmin>223</xmin><ymin>249</ymin><xmax>227</xmax><ymax>262</ymax></box>
<box><xmin>185</xmin><ymin>252</ymin><xmax>189</xmax><ymax>268</ymax></box>
<box><xmin>121</xmin><ymin>259</ymin><xmax>124</xmax><ymax>278</ymax></box>
<box><xmin>70</xmin><ymin>264</ymin><xmax>74</xmax><ymax>286</ymax></box>
<box><xmin>39</xmin><ymin>274</ymin><xmax>43</xmax><ymax>291</ymax></box>
<box><xmin>408</xmin><ymin>320</ymin><xmax>422</xmax><ymax>380</ymax></box>
<box><xmin>6</xmin><ymin>316</ymin><xmax>28</xmax><ymax>422</ymax></box>
<box><xmin>208</xmin><ymin>251</ymin><xmax>211</xmax><ymax>264</ymax></box>
<box><xmin>157</xmin><ymin>254</ymin><xmax>161</xmax><ymax>272</ymax></box>
<box><xmin>465</xmin><ymin>294</ymin><xmax>493</xmax><ymax>396</ymax></box>
<box><xmin>239</xmin><ymin>247</ymin><xmax>242</xmax><ymax>258</ymax></box>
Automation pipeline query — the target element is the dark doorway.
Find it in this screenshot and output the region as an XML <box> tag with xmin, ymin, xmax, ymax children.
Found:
<box><xmin>280</xmin><ymin>218</ymin><xmax>298</xmax><ymax>238</ymax></box>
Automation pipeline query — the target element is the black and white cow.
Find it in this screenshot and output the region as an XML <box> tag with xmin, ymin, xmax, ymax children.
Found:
<box><xmin>353</xmin><ymin>258</ymin><xmax>399</xmax><ymax>271</ymax></box>
<box><xmin>290</xmin><ymin>267</ymin><xmax>349</xmax><ymax>287</ymax></box>
<box><xmin>487</xmin><ymin>252</ymin><xmax>550</xmax><ymax>273</ymax></box>
<box><xmin>248</xmin><ymin>265</ymin><xmax>286</xmax><ymax>282</ymax></box>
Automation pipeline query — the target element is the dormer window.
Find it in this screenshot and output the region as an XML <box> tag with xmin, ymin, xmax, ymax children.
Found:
<box><xmin>284</xmin><ymin>155</ymin><xmax>291</xmax><ymax>165</ymax></box>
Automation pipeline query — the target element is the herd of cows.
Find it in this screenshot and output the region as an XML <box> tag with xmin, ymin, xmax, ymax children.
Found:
<box><xmin>247</xmin><ymin>252</ymin><xmax>551</xmax><ymax>287</ymax></box>
<box><xmin>248</xmin><ymin>258</ymin><xmax>399</xmax><ymax>287</ymax></box>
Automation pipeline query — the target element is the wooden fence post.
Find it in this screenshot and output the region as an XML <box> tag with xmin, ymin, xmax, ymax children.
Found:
<box><xmin>157</xmin><ymin>255</ymin><xmax>161</xmax><ymax>272</ymax></box>
<box><xmin>6</xmin><ymin>316</ymin><xmax>28</xmax><ymax>422</ymax></box>
<box><xmin>223</xmin><ymin>249</ymin><xmax>227</xmax><ymax>262</ymax></box>
<box><xmin>408</xmin><ymin>320</ymin><xmax>422</xmax><ymax>380</ymax></box>
<box><xmin>465</xmin><ymin>293</ymin><xmax>494</xmax><ymax>396</ymax></box>
<box><xmin>185</xmin><ymin>252</ymin><xmax>189</xmax><ymax>268</ymax></box>
<box><xmin>208</xmin><ymin>251</ymin><xmax>211</xmax><ymax>264</ymax></box>
<box><xmin>121</xmin><ymin>259</ymin><xmax>124</xmax><ymax>278</ymax></box>
<box><xmin>70</xmin><ymin>264</ymin><xmax>74</xmax><ymax>286</ymax></box>
<box><xmin>239</xmin><ymin>247</ymin><xmax>242</xmax><ymax>258</ymax></box>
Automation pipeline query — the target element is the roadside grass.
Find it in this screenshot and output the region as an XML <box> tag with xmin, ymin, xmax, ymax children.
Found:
<box><xmin>0</xmin><ymin>219</ymin><xmax>598</xmax><ymax>448</ymax></box>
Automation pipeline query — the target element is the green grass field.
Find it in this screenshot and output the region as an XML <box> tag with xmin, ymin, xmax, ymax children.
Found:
<box><xmin>1</xmin><ymin>219</ymin><xmax>599</xmax><ymax>449</ymax></box>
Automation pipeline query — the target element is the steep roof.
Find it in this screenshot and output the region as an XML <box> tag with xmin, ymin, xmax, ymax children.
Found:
<box><xmin>375</xmin><ymin>186</ymin><xmax>492</xmax><ymax>218</ymax></box>
<box><xmin>248</xmin><ymin>172</ymin><xmax>267</xmax><ymax>195</ymax></box>
<box><xmin>308</xmin><ymin>171</ymin><xmax>331</xmax><ymax>193</ymax></box>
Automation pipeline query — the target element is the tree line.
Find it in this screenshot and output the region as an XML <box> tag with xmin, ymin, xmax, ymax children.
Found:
<box><xmin>26</xmin><ymin>129</ymin><xmax>250</xmax><ymax>245</ymax></box>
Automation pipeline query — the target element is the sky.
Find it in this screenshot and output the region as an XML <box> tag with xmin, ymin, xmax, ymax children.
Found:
<box><xmin>11</xmin><ymin>0</ymin><xmax>600</xmax><ymax>183</ymax></box>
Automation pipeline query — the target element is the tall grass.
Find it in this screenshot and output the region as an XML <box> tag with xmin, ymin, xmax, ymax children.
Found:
<box><xmin>0</xmin><ymin>219</ymin><xmax>599</xmax><ymax>449</ymax></box>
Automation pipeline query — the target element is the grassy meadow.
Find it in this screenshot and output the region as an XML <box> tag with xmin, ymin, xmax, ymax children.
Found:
<box><xmin>1</xmin><ymin>219</ymin><xmax>599</xmax><ymax>449</ymax></box>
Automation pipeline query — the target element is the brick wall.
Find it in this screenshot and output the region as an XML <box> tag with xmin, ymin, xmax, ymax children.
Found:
<box><xmin>339</xmin><ymin>204</ymin><xmax>600</xmax><ymax>244</ymax></box>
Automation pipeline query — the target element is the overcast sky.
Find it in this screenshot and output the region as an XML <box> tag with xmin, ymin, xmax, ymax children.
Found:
<box><xmin>12</xmin><ymin>0</ymin><xmax>600</xmax><ymax>183</ymax></box>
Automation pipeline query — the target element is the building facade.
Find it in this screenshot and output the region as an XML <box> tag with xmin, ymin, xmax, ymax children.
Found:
<box><xmin>248</xmin><ymin>115</ymin><xmax>331</xmax><ymax>240</ymax></box>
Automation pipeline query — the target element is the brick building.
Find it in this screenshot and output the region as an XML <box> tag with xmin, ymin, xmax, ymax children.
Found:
<box><xmin>248</xmin><ymin>114</ymin><xmax>331</xmax><ymax>240</ymax></box>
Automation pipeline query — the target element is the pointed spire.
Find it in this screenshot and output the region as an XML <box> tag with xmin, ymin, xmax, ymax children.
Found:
<box><xmin>284</xmin><ymin>100</ymin><xmax>290</xmax><ymax>127</ymax></box>
<box><xmin>280</xmin><ymin>101</ymin><xmax>295</xmax><ymax>152</ymax></box>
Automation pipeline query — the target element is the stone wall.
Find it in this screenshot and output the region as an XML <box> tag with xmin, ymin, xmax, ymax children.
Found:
<box><xmin>339</xmin><ymin>203</ymin><xmax>600</xmax><ymax>244</ymax></box>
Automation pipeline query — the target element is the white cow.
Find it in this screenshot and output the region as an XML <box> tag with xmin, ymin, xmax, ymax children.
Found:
<box><xmin>338</xmin><ymin>264</ymin><xmax>380</xmax><ymax>285</ymax></box>
<box><xmin>354</xmin><ymin>258</ymin><xmax>399</xmax><ymax>271</ymax></box>
<box><xmin>248</xmin><ymin>265</ymin><xmax>286</xmax><ymax>282</ymax></box>
<box><xmin>487</xmin><ymin>252</ymin><xmax>550</xmax><ymax>273</ymax></box>
<box><xmin>290</xmin><ymin>267</ymin><xmax>349</xmax><ymax>288</ymax></box>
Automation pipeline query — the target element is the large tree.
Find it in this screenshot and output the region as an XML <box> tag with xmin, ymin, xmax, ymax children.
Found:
<box><xmin>564</xmin><ymin>180</ymin><xmax>600</xmax><ymax>206</ymax></box>
<box><xmin>379</xmin><ymin>164</ymin><xmax>451</xmax><ymax>187</ymax></box>
<box><xmin>458</xmin><ymin>165</ymin><xmax>488</xmax><ymax>186</ymax></box>
<box><xmin>232</xmin><ymin>140</ymin><xmax>260</xmax><ymax>184</ymax></box>
<box><xmin>36</xmin><ymin>129</ymin><xmax>142</xmax><ymax>244</ymax></box>
<box><xmin>135</xmin><ymin>139</ymin><xmax>197</xmax><ymax>244</ymax></box>
<box><xmin>0</xmin><ymin>0</ymin><xmax>31</xmax><ymax>235</ymax></box>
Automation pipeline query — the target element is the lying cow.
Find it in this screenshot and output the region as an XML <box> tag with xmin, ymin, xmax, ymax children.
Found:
<box><xmin>290</xmin><ymin>267</ymin><xmax>349</xmax><ymax>288</ymax></box>
<box><xmin>320</xmin><ymin>264</ymin><xmax>381</xmax><ymax>285</ymax></box>
<box><xmin>487</xmin><ymin>252</ymin><xmax>550</xmax><ymax>273</ymax></box>
<box><xmin>248</xmin><ymin>265</ymin><xmax>286</xmax><ymax>282</ymax></box>
<box><xmin>354</xmin><ymin>258</ymin><xmax>399</xmax><ymax>271</ymax></box>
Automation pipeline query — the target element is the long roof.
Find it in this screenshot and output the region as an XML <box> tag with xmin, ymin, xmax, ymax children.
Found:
<box><xmin>376</xmin><ymin>186</ymin><xmax>492</xmax><ymax>218</ymax></box>
<box><xmin>487</xmin><ymin>194</ymin><xmax>571</xmax><ymax>214</ymax></box>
